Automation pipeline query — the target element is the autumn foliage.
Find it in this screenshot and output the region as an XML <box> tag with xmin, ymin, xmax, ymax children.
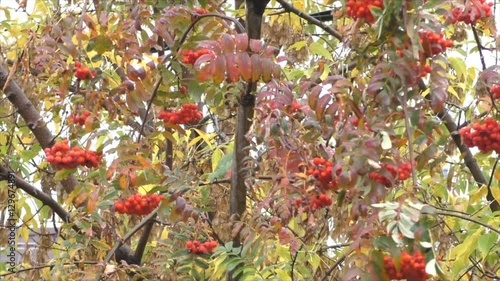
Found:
<box><xmin>1</xmin><ymin>0</ymin><xmax>500</xmax><ymax>280</ymax></box>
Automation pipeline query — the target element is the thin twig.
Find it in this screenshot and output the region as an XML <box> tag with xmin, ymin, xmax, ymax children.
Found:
<box><xmin>423</xmin><ymin>209</ymin><xmax>500</xmax><ymax>235</ymax></box>
<box><xmin>0</xmin><ymin>261</ymin><xmax>100</xmax><ymax>277</ymax></box>
<box><xmin>471</xmin><ymin>24</ymin><xmax>486</xmax><ymax>71</ymax></box>
<box><xmin>321</xmin><ymin>249</ymin><xmax>353</xmax><ymax>281</ymax></box>
<box><xmin>275</xmin><ymin>0</ymin><xmax>343</xmax><ymax>41</ymax></box>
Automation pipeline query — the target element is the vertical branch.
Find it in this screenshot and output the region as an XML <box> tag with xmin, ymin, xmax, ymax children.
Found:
<box><xmin>227</xmin><ymin>0</ymin><xmax>269</xmax><ymax>280</ymax></box>
<box><xmin>132</xmin><ymin>34</ymin><xmax>168</xmax><ymax>265</ymax></box>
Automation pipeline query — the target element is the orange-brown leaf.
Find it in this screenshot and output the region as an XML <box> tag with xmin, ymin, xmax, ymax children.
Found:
<box><xmin>235</xmin><ymin>33</ymin><xmax>249</xmax><ymax>51</ymax></box>
<box><xmin>213</xmin><ymin>55</ymin><xmax>227</xmax><ymax>84</ymax></box>
<box><xmin>251</xmin><ymin>54</ymin><xmax>262</xmax><ymax>82</ymax></box>
<box><xmin>196</xmin><ymin>62</ymin><xmax>215</xmax><ymax>82</ymax></box>
<box><xmin>249</xmin><ymin>39</ymin><xmax>263</xmax><ymax>53</ymax></box>
<box><xmin>308</xmin><ymin>85</ymin><xmax>322</xmax><ymax>110</ymax></box>
<box><xmin>219</xmin><ymin>33</ymin><xmax>235</xmax><ymax>53</ymax></box>
<box><xmin>225</xmin><ymin>53</ymin><xmax>239</xmax><ymax>83</ymax></box>
<box><xmin>261</xmin><ymin>58</ymin><xmax>273</xmax><ymax>82</ymax></box>
<box><xmin>236</xmin><ymin>52</ymin><xmax>252</xmax><ymax>81</ymax></box>
<box><xmin>316</xmin><ymin>95</ymin><xmax>332</xmax><ymax>120</ymax></box>
<box><xmin>119</xmin><ymin>174</ymin><xmax>128</xmax><ymax>189</ymax></box>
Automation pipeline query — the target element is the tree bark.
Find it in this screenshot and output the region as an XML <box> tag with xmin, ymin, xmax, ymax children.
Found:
<box><xmin>227</xmin><ymin>0</ymin><xmax>269</xmax><ymax>280</ymax></box>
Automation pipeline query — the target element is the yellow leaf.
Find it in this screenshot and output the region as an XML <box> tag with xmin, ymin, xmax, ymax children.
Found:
<box><xmin>119</xmin><ymin>174</ymin><xmax>129</xmax><ymax>190</ymax></box>
<box><xmin>138</xmin><ymin>184</ymin><xmax>155</xmax><ymax>195</ymax></box>
<box><xmin>449</xmin><ymin>228</ymin><xmax>482</xmax><ymax>266</ymax></box>
<box><xmin>160</xmin><ymin>228</ymin><xmax>169</xmax><ymax>239</ymax></box>
<box><xmin>90</xmin><ymin>239</ymin><xmax>111</xmax><ymax>251</ymax></box>
<box><xmin>276</xmin><ymin>269</ymin><xmax>292</xmax><ymax>281</ymax></box>
<box><xmin>308</xmin><ymin>253</ymin><xmax>321</xmax><ymax>271</ymax></box>
<box><xmin>447</xmin><ymin>86</ymin><xmax>460</xmax><ymax>101</ymax></box>
<box><xmin>469</xmin><ymin>185</ymin><xmax>487</xmax><ymax>205</ymax></box>
<box><xmin>194</xmin><ymin>129</ymin><xmax>213</xmax><ymax>149</ymax></box>
<box><xmin>212</xmin><ymin>149</ymin><xmax>223</xmax><ymax>173</ymax></box>
<box><xmin>20</xmin><ymin>226</ymin><xmax>29</xmax><ymax>244</ymax></box>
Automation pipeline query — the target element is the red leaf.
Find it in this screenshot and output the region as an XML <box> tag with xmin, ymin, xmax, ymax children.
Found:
<box><xmin>315</xmin><ymin>95</ymin><xmax>332</xmax><ymax>120</ymax></box>
<box><xmin>219</xmin><ymin>33</ymin><xmax>235</xmax><ymax>53</ymax></box>
<box><xmin>235</xmin><ymin>33</ymin><xmax>249</xmax><ymax>51</ymax></box>
<box><xmin>213</xmin><ymin>55</ymin><xmax>227</xmax><ymax>84</ymax></box>
<box><xmin>261</xmin><ymin>58</ymin><xmax>274</xmax><ymax>82</ymax></box>
<box><xmin>278</xmin><ymin>227</ymin><xmax>292</xmax><ymax>244</ymax></box>
<box><xmin>430</xmin><ymin>88</ymin><xmax>447</xmax><ymax>112</ymax></box>
<box><xmin>325</xmin><ymin>102</ymin><xmax>339</xmax><ymax>120</ymax></box>
<box><xmin>198</xmin><ymin>40</ymin><xmax>222</xmax><ymax>54</ymax></box>
<box><xmin>153</xmin><ymin>26</ymin><xmax>174</xmax><ymax>46</ymax></box>
<box><xmin>236</xmin><ymin>52</ymin><xmax>252</xmax><ymax>81</ymax></box>
<box><xmin>196</xmin><ymin>63</ymin><xmax>214</xmax><ymax>82</ymax></box>
<box><xmin>308</xmin><ymin>85</ymin><xmax>322</xmax><ymax>109</ymax></box>
<box><xmin>251</xmin><ymin>54</ymin><xmax>262</xmax><ymax>82</ymax></box>
<box><xmin>249</xmin><ymin>39</ymin><xmax>263</xmax><ymax>53</ymax></box>
<box><xmin>127</xmin><ymin>64</ymin><xmax>146</xmax><ymax>81</ymax></box>
<box><xmin>175</xmin><ymin>196</ymin><xmax>186</xmax><ymax>213</ymax></box>
<box><xmin>225</xmin><ymin>53</ymin><xmax>239</xmax><ymax>83</ymax></box>
<box><xmin>194</xmin><ymin>53</ymin><xmax>215</xmax><ymax>69</ymax></box>
<box><xmin>60</xmin><ymin>35</ymin><xmax>77</xmax><ymax>58</ymax></box>
<box><xmin>264</xmin><ymin>45</ymin><xmax>280</xmax><ymax>57</ymax></box>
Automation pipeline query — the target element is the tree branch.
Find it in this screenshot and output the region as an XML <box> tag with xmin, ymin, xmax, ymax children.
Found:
<box><xmin>0</xmin><ymin>63</ymin><xmax>79</xmax><ymax>198</ymax></box>
<box><xmin>275</xmin><ymin>0</ymin><xmax>343</xmax><ymax>41</ymax></box>
<box><xmin>0</xmin><ymin>164</ymin><xmax>71</xmax><ymax>223</ymax></box>
<box><xmin>418</xmin><ymin>79</ymin><xmax>500</xmax><ymax>213</ymax></box>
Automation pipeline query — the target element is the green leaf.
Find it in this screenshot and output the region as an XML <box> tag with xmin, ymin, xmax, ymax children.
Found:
<box><xmin>310</xmin><ymin>42</ymin><xmax>333</xmax><ymax>61</ymax></box>
<box><xmin>449</xmin><ymin>228</ymin><xmax>483</xmax><ymax>267</ymax></box>
<box><xmin>288</xmin><ymin>40</ymin><xmax>307</xmax><ymax>51</ymax></box>
<box><xmin>373</xmin><ymin>235</ymin><xmax>397</xmax><ymax>250</ymax></box>
<box><xmin>93</xmin><ymin>35</ymin><xmax>114</xmax><ymax>54</ymax></box>
<box><xmin>54</xmin><ymin>168</ymin><xmax>76</xmax><ymax>181</ymax></box>
<box><xmin>19</xmin><ymin>149</ymin><xmax>38</xmax><ymax>161</ymax></box>
<box><xmin>275</xmin><ymin>268</ymin><xmax>292</xmax><ymax>281</ymax></box>
<box><xmin>90</xmin><ymin>239</ymin><xmax>111</xmax><ymax>251</ymax></box>
<box><xmin>208</xmin><ymin>152</ymin><xmax>232</xmax><ymax>181</ymax></box>
<box><xmin>477</xmin><ymin>232</ymin><xmax>496</xmax><ymax>260</ymax></box>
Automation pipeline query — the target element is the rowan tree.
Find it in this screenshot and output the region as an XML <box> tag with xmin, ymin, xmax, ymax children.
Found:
<box><xmin>0</xmin><ymin>0</ymin><xmax>499</xmax><ymax>280</ymax></box>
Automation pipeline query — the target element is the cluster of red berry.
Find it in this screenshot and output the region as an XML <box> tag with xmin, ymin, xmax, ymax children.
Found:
<box><xmin>186</xmin><ymin>240</ymin><xmax>218</xmax><ymax>254</ymax></box>
<box><xmin>383</xmin><ymin>251</ymin><xmax>428</xmax><ymax>281</ymax></box>
<box><xmin>306</xmin><ymin>157</ymin><xmax>340</xmax><ymax>190</ymax></box>
<box><xmin>114</xmin><ymin>194</ymin><xmax>166</xmax><ymax>215</ymax></box>
<box><xmin>346</xmin><ymin>0</ymin><xmax>383</xmax><ymax>23</ymax></box>
<box><xmin>74</xmin><ymin>62</ymin><xmax>97</xmax><ymax>80</ymax></box>
<box><xmin>68</xmin><ymin>110</ymin><xmax>91</xmax><ymax>126</ymax></box>
<box><xmin>369</xmin><ymin>162</ymin><xmax>412</xmax><ymax>187</ymax></box>
<box><xmin>490</xmin><ymin>85</ymin><xmax>500</xmax><ymax>99</ymax></box>
<box><xmin>295</xmin><ymin>193</ymin><xmax>333</xmax><ymax>210</ymax></box>
<box><xmin>180</xmin><ymin>49</ymin><xmax>213</xmax><ymax>64</ymax></box>
<box><xmin>419</xmin><ymin>31</ymin><xmax>453</xmax><ymax>58</ymax></box>
<box><xmin>451</xmin><ymin>0</ymin><xmax>493</xmax><ymax>24</ymax></box>
<box><xmin>158</xmin><ymin>104</ymin><xmax>203</xmax><ymax>125</ymax></box>
<box><xmin>459</xmin><ymin>117</ymin><xmax>500</xmax><ymax>154</ymax></box>
<box><xmin>420</xmin><ymin>64</ymin><xmax>432</xmax><ymax>77</ymax></box>
<box><xmin>45</xmin><ymin>140</ymin><xmax>101</xmax><ymax>169</ymax></box>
